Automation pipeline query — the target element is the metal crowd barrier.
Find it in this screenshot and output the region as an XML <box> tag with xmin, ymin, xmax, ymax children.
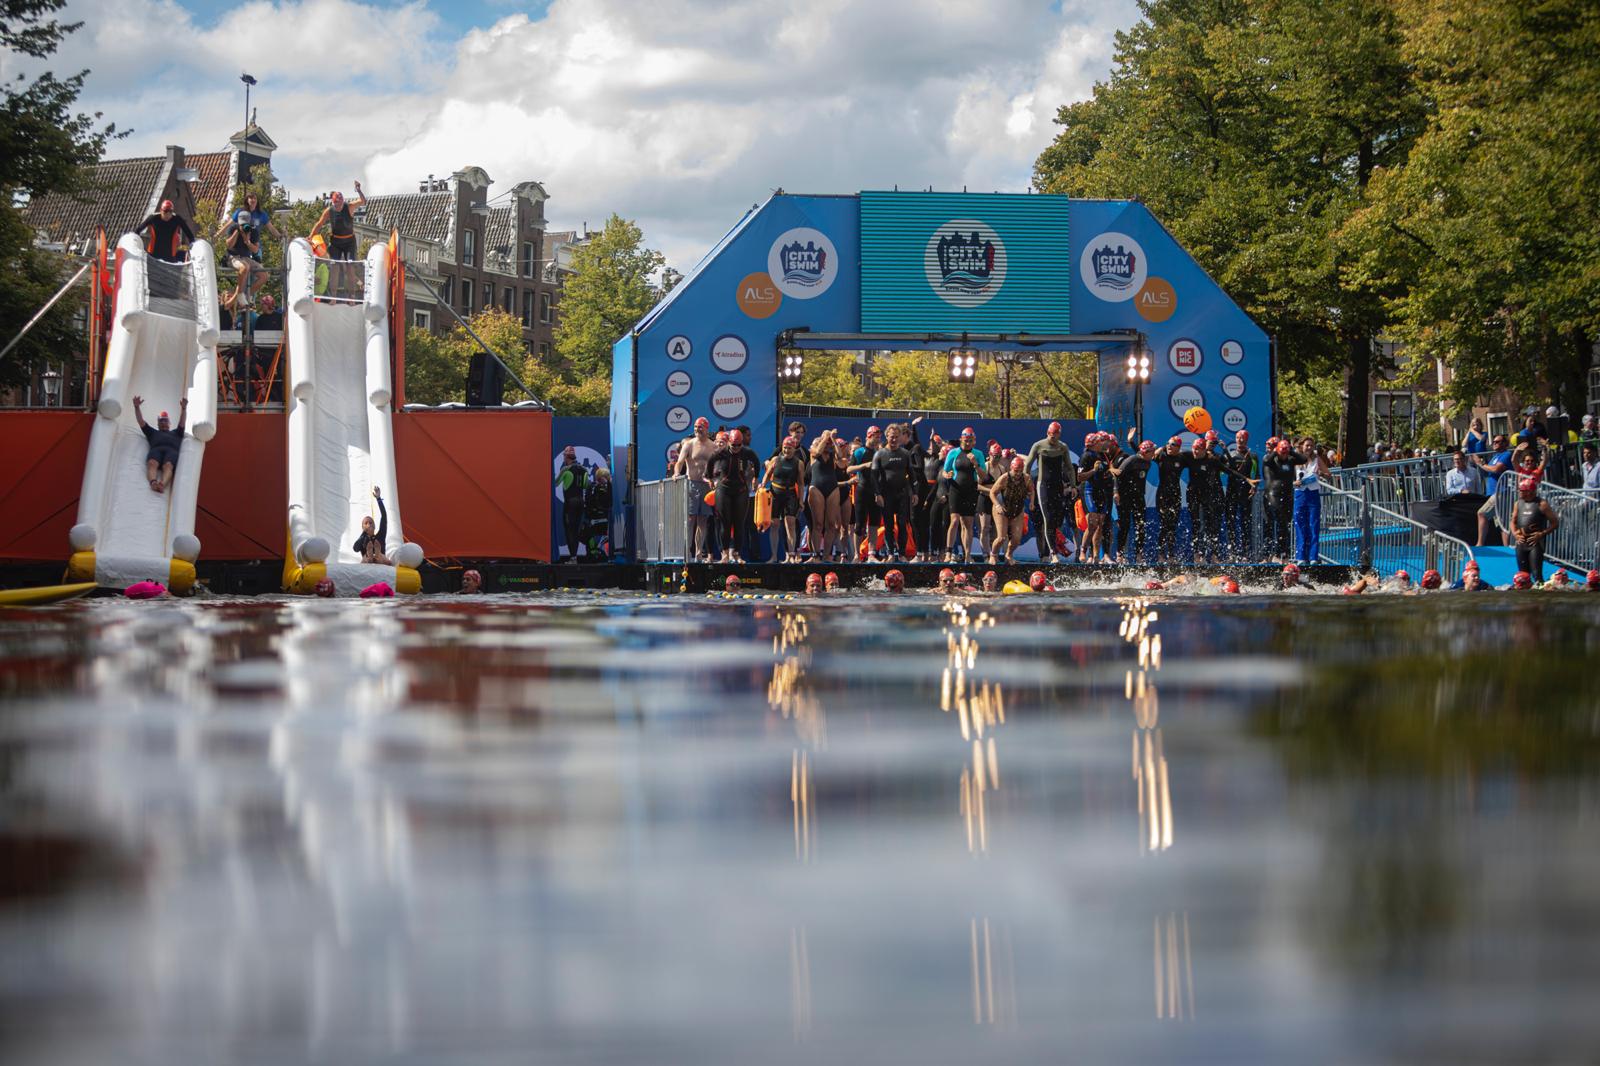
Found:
<box><xmin>1330</xmin><ymin>454</ymin><xmax>1456</xmax><ymax>514</ymax></box>
<box><xmin>634</xmin><ymin>477</ymin><xmax>691</xmax><ymax>561</ymax></box>
<box><xmin>1316</xmin><ymin>480</ymin><xmax>1476</xmax><ymax>583</ymax></box>
<box><xmin>1493</xmin><ymin>474</ymin><xmax>1599</xmax><ymax>572</ymax></box>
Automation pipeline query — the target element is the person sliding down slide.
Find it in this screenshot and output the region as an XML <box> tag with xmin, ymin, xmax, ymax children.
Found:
<box><xmin>132</xmin><ymin>395</ymin><xmax>185</xmax><ymax>494</ymax></box>
<box><xmin>354</xmin><ymin>486</ymin><xmax>392</xmax><ymax>565</ymax></box>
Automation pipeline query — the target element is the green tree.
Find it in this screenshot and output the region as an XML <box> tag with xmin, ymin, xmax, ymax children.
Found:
<box><xmin>553</xmin><ymin>215</ymin><xmax>664</xmax><ymax>380</ymax></box>
<box><xmin>1345</xmin><ymin>0</ymin><xmax>1600</xmax><ymax>417</ymax></box>
<box><xmin>1034</xmin><ymin>0</ymin><xmax>1427</xmax><ymax>463</ymax></box>
<box><xmin>0</xmin><ymin>0</ymin><xmax>121</xmax><ymax>388</ymax></box>
<box><xmin>1277</xmin><ymin>370</ymin><xmax>1343</xmax><ymax>445</ymax></box>
<box><xmin>402</xmin><ymin>306</ymin><xmax>609</xmax><ymax>415</ymax></box>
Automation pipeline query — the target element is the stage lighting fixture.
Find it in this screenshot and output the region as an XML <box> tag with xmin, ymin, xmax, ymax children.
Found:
<box><xmin>947</xmin><ymin>348</ymin><xmax>978</xmax><ymax>383</ymax></box>
<box><xmin>780</xmin><ymin>351</ymin><xmax>805</xmax><ymax>381</ymax></box>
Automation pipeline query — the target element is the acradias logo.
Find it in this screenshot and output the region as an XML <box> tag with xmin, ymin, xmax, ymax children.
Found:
<box><xmin>923</xmin><ymin>219</ymin><xmax>1007</xmax><ymax>308</ymax></box>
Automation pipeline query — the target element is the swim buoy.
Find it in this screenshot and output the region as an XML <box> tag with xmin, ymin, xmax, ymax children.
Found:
<box><xmin>1002</xmin><ymin>579</ymin><xmax>1033</xmax><ymax>595</ymax></box>
<box><xmin>753</xmin><ymin>488</ymin><xmax>772</xmax><ymax>531</ymax></box>
<box><xmin>1184</xmin><ymin>407</ymin><xmax>1212</xmax><ymax>434</ymax></box>
<box><xmin>1074</xmin><ymin>498</ymin><xmax>1088</xmax><ymax>532</ymax></box>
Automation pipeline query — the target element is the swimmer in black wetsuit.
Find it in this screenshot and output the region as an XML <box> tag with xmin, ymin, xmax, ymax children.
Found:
<box><xmin>1258</xmin><ymin>438</ymin><xmax>1306</xmax><ymax>562</ymax></box>
<box><xmin>709</xmin><ymin>429</ymin><xmax>754</xmax><ymax>562</ymax></box>
<box><xmin>132</xmin><ymin>395</ymin><xmax>185</xmax><ymax>494</ymax></box>
<box><xmin>1113</xmin><ymin>436</ymin><xmax>1154</xmax><ymax>565</ymax></box>
<box><xmin>354</xmin><ymin>486</ymin><xmax>392</xmax><ymax>564</ymax></box>
<box><xmin>1025</xmin><ymin>420</ymin><xmax>1076</xmax><ymax>563</ymax></box>
<box><xmin>1079</xmin><ymin>433</ymin><xmax>1116</xmax><ymax>563</ymax></box>
<box><xmin>1186</xmin><ymin>437</ymin><xmax>1227</xmax><ymax>563</ymax></box>
<box><xmin>1511</xmin><ymin>477</ymin><xmax>1560</xmax><ymax>582</ymax></box>
<box><xmin>134</xmin><ymin>199</ymin><xmax>194</xmax><ymax>263</ymax></box>
<box><xmin>1151</xmin><ymin>437</ymin><xmax>1187</xmax><ymax>564</ymax></box>
<box><xmin>942</xmin><ymin>428</ymin><xmax>983</xmax><ymax>563</ymax></box>
<box><xmin>847</xmin><ymin>426</ymin><xmax>883</xmax><ymax>559</ymax></box>
<box><xmin>872</xmin><ymin>424</ymin><xmax>915</xmax><ymax>561</ymax></box>
<box><xmin>807</xmin><ymin>432</ymin><xmax>843</xmax><ymax>561</ymax></box>
<box><xmin>311</xmin><ymin>182</ymin><xmax>366</xmax><ymax>261</ymax></box>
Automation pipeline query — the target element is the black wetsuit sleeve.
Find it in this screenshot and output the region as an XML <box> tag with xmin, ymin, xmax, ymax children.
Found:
<box><xmin>177</xmin><ymin>215</ymin><xmax>195</xmax><ymax>242</ymax></box>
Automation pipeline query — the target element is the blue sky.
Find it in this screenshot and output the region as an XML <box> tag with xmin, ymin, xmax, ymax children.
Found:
<box><xmin>51</xmin><ymin>0</ymin><xmax>1138</xmax><ymax>268</ymax></box>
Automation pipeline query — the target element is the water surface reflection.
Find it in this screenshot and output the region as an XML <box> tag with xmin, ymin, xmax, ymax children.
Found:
<box><xmin>1</xmin><ymin>591</ymin><xmax>1598</xmax><ymax>1063</ymax></box>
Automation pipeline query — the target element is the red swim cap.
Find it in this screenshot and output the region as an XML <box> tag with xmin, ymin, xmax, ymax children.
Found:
<box><xmin>1394</xmin><ymin>569</ymin><xmax>1411</xmax><ymax>582</ymax></box>
<box><xmin>1010</xmin><ymin>455</ymin><xmax>1025</xmax><ymax>472</ymax></box>
<box><xmin>885</xmin><ymin>569</ymin><xmax>905</xmax><ymax>591</ymax></box>
<box><xmin>824</xmin><ymin>571</ymin><xmax>840</xmax><ymax>590</ymax></box>
<box><xmin>725</xmin><ymin>574</ymin><xmax>742</xmax><ymax>591</ymax></box>
<box><xmin>1222</xmin><ymin>578</ymin><xmax>1240</xmax><ymax>594</ymax></box>
<box><xmin>1139</xmin><ymin>440</ymin><xmax>1155</xmax><ymax>453</ymax></box>
<box><xmin>1029</xmin><ymin>570</ymin><xmax>1049</xmax><ymax>592</ymax></box>
<box><xmin>805</xmin><ymin>573</ymin><xmax>823</xmax><ymax>594</ymax></box>
<box><xmin>867</xmin><ymin>425</ymin><xmax>881</xmax><ymax>436</ymax></box>
<box><xmin>1518</xmin><ymin>477</ymin><xmax>1538</xmax><ymax>495</ymax></box>
<box><xmin>1048</xmin><ymin>420</ymin><xmax>1062</xmax><ymax>433</ymax></box>
<box><xmin>695</xmin><ymin>416</ymin><xmax>709</xmax><ymax>429</ymax></box>
<box><xmin>1145</xmin><ymin>580</ymin><xmax>1164</xmax><ymax>591</ymax></box>
<box><xmin>938</xmin><ymin>567</ymin><xmax>955</xmax><ymax>583</ymax></box>
<box><xmin>1587</xmin><ymin>569</ymin><xmax>1600</xmax><ymax>589</ymax></box>
<box><xmin>1549</xmin><ymin>569</ymin><xmax>1570</xmax><ymax>586</ymax></box>
<box><xmin>982</xmin><ymin>570</ymin><xmax>999</xmax><ymax>590</ymax></box>
<box><xmin>1512</xmin><ymin>571</ymin><xmax>1533</xmax><ymax>589</ymax></box>
<box><xmin>1421</xmin><ymin>569</ymin><xmax>1442</xmax><ymax>589</ymax></box>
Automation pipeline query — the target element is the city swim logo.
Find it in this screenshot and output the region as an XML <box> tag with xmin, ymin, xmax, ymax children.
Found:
<box><xmin>923</xmin><ymin>219</ymin><xmax>1007</xmax><ymax>308</ymax></box>
<box><xmin>1090</xmin><ymin>242</ymin><xmax>1138</xmax><ymax>292</ymax></box>
<box><xmin>777</xmin><ymin>239</ymin><xmax>827</xmax><ymax>289</ymax></box>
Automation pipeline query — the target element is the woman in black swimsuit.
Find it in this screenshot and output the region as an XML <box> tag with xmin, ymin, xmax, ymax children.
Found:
<box><xmin>987</xmin><ymin>456</ymin><xmax>1033</xmax><ymax>563</ymax></box>
<box><xmin>807</xmin><ymin>432</ymin><xmax>843</xmax><ymax>561</ymax></box>
<box><xmin>762</xmin><ymin>436</ymin><xmax>805</xmax><ymax>563</ymax></box>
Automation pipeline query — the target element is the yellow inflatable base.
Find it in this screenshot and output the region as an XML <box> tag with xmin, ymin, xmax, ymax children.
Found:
<box><xmin>0</xmin><ymin>581</ymin><xmax>97</xmax><ymax>606</ymax></box>
<box><xmin>282</xmin><ymin>562</ymin><xmax>421</xmax><ymax>596</ymax></box>
<box><xmin>1002</xmin><ymin>580</ymin><xmax>1034</xmax><ymax>595</ymax></box>
<box><xmin>66</xmin><ymin>552</ymin><xmax>196</xmax><ymax>595</ymax></box>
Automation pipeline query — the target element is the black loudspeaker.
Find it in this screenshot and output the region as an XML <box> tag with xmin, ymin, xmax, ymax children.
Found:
<box><xmin>466</xmin><ymin>351</ymin><xmax>505</xmax><ymax>407</ymax></box>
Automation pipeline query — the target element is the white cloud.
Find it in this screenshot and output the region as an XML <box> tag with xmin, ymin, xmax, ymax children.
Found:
<box><xmin>44</xmin><ymin>0</ymin><xmax>1136</xmax><ymax>265</ymax></box>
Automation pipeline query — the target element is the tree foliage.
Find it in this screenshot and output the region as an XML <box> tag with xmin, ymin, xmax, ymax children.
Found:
<box><xmin>0</xmin><ymin>0</ymin><xmax>121</xmax><ymax>388</ymax></box>
<box><xmin>1035</xmin><ymin>0</ymin><xmax>1600</xmax><ymax>451</ymax></box>
<box><xmin>553</xmin><ymin>215</ymin><xmax>664</xmax><ymax>382</ymax></box>
<box><xmin>403</xmin><ymin>307</ymin><xmax>609</xmax><ymax>414</ymax></box>
<box><xmin>1034</xmin><ymin>0</ymin><xmax>1426</xmax><ymax>461</ymax></box>
<box><xmin>779</xmin><ymin>349</ymin><xmax>871</xmax><ymax>408</ymax></box>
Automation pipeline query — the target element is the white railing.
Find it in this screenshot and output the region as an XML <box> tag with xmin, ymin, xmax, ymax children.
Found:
<box><xmin>634</xmin><ymin>477</ymin><xmax>692</xmax><ymax>561</ymax></box>
<box><xmin>1318</xmin><ymin>481</ymin><xmax>1477</xmax><ymax>583</ymax></box>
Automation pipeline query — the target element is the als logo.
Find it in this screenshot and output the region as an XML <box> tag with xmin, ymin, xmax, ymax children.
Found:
<box><xmin>923</xmin><ymin>219</ymin><xmax>1008</xmax><ymax>308</ymax></box>
<box><xmin>767</xmin><ymin>228</ymin><xmax>838</xmax><ymax>300</ymax></box>
<box><xmin>1078</xmin><ymin>231</ymin><xmax>1147</xmax><ymax>304</ymax></box>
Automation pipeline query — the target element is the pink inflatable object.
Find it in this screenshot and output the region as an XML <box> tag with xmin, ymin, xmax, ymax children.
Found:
<box><xmin>359</xmin><ymin>582</ymin><xmax>395</xmax><ymax>598</ymax></box>
<box><xmin>125</xmin><ymin>581</ymin><xmax>166</xmax><ymax>599</ymax></box>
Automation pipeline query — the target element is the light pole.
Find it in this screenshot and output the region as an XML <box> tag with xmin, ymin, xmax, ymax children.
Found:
<box><xmin>1125</xmin><ymin>347</ymin><xmax>1151</xmax><ymax>439</ymax></box>
<box><xmin>41</xmin><ymin>365</ymin><xmax>62</xmax><ymax>408</ymax></box>
<box><xmin>1037</xmin><ymin>398</ymin><xmax>1054</xmax><ymax>421</ymax></box>
<box><xmin>240</xmin><ymin>73</ymin><xmax>257</xmax><ymax>132</ymax></box>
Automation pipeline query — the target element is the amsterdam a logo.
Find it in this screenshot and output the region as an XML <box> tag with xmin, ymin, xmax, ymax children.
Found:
<box><xmin>1078</xmin><ymin>231</ymin><xmax>1147</xmax><ymax>304</ymax></box>
<box><xmin>923</xmin><ymin>219</ymin><xmax>1007</xmax><ymax>308</ymax></box>
<box><xmin>767</xmin><ymin>228</ymin><xmax>838</xmax><ymax>300</ymax></box>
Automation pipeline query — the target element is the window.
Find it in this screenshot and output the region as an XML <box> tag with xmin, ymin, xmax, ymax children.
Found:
<box><xmin>539</xmin><ymin>291</ymin><xmax>551</xmax><ymax>324</ymax></box>
<box><xmin>439</xmin><ymin>275</ymin><xmax>452</xmax><ymax>307</ymax></box>
<box><xmin>462</xmin><ymin>229</ymin><xmax>476</xmax><ymax>267</ymax></box>
<box><xmin>413</xmin><ymin>309</ymin><xmax>431</xmax><ymax>330</ymax></box>
<box><xmin>1487</xmin><ymin>413</ymin><xmax>1511</xmax><ymax>439</ymax></box>
<box><xmin>461</xmin><ymin>282</ymin><xmax>472</xmax><ymax>315</ymax></box>
<box><xmin>521</xmin><ymin>241</ymin><xmax>535</xmax><ymax>278</ymax></box>
<box><xmin>521</xmin><ymin>290</ymin><xmax>534</xmax><ymax>328</ymax></box>
<box><xmin>539</xmin><ymin>342</ymin><xmax>550</xmax><ymax>360</ymax></box>
<box><xmin>483</xmin><ymin>282</ymin><xmax>493</xmax><ymax>311</ymax></box>
<box><xmin>502</xmin><ymin>287</ymin><xmax>513</xmax><ymax>313</ymax></box>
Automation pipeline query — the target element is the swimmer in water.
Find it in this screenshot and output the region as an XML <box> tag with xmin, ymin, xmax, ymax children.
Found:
<box><xmin>824</xmin><ymin>572</ymin><xmax>841</xmax><ymax>592</ymax></box>
<box><xmin>884</xmin><ymin>568</ymin><xmax>905</xmax><ymax>593</ymax></box>
<box><xmin>1279</xmin><ymin>563</ymin><xmax>1313</xmax><ymax>590</ymax></box>
<box><xmin>805</xmin><ymin>572</ymin><xmax>824</xmax><ymax>596</ymax></box>
<box><xmin>1146</xmin><ymin>574</ymin><xmax>1239</xmax><ymax>593</ymax></box>
<box><xmin>1344</xmin><ymin>570</ymin><xmax>1413</xmax><ymax>594</ymax></box>
<box><xmin>982</xmin><ymin>570</ymin><xmax>1000</xmax><ymax>593</ymax></box>
<box><xmin>937</xmin><ymin>567</ymin><xmax>957</xmax><ymax>593</ymax></box>
<box><xmin>460</xmin><ymin>569</ymin><xmax>482</xmax><ymax>594</ymax></box>
<box><xmin>1029</xmin><ymin>570</ymin><xmax>1054</xmax><ymax>593</ymax></box>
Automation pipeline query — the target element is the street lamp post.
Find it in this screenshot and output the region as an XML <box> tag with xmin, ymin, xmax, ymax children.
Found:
<box><xmin>240</xmin><ymin>73</ymin><xmax>257</xmax><ymax>132</ymax></box>
<box><xmin>40</xmin><ymin>366</ymin><xmax>62</xmax><ymax>408</ymax></box>
<box><xmin>1125</xmin><ymin>347</ymin><xmax>1151</xmax><ymax>439</ymax></box>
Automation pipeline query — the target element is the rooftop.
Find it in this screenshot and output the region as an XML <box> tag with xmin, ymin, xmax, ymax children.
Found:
<box><xmin>22</xmin><ymin>156</ymin><xmax>167</xmax><ymax>253</ymax></box>
<box><xmin>361</xmin><ymin>191</ymin><xmax>453</xmax><ymax>244</ymax></box>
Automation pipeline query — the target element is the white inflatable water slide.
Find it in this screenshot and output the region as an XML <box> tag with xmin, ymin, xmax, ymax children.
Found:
<box><xmin>68</xmin><ymin>234</ymin><xmax>220</xmax><ymax>593</ymax></box>
<box><xmin>281</xmin><ymin>238</ymin><xmax>422</xmax><ymax>595</ymax></box>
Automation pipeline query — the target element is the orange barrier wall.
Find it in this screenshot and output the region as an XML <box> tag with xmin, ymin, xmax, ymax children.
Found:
<box><xmin>0</xmin><ymin>409</ymin><xmax>553</xmax><ymax>563</ymax></box>
<box><xmin>394</xmin><ymin>410</ymin><xmax>552</xmax><ymax>563</ymax></box>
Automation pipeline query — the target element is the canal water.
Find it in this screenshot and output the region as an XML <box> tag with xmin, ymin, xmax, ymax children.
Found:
<box><xmin>2</xmin><ymin>590</ymin><xmax>1598</xmax><ymax>1063</ymax></box>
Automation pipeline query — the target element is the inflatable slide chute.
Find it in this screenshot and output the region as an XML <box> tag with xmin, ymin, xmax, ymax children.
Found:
<box><xmin>67</xmin><ymin>234</ymin><xmax>219</xmax><ymax>594</ymax></box>
<box><xmin>282</xmin><ymin>237</ymin><xmax>423</xmax><ymax>595</ymax></box>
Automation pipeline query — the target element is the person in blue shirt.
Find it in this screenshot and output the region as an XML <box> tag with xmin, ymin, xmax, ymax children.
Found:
<box><xmin>942</xmin><ymin>428</ymin><xmax>983</xmax><ymax>563</ymax></box>
<box><xmin>1471</xmin><ymin>434</ymin><xmax>1512</xmax><ymax>544</ymax></box>
<box><xmin>1462</xmin><ymin>417</ymin><xmax>1487</xmax><ymax>455</ymax></box>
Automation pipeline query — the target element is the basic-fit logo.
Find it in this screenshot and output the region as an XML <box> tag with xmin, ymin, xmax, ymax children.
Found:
<box><xmin>1078</xmin><ymin>231</ymin><xmax>1147</xmax><ymax>303</ymax></box>
<box><xmin>767</xmin><ymin>228</ymin><xmax>837</xmax><ymax>299</ymax></box>
<box><xmin>923</xmin><ymin>219</ymin><xmax>1007</xmax><ymax>308</ymax></box>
